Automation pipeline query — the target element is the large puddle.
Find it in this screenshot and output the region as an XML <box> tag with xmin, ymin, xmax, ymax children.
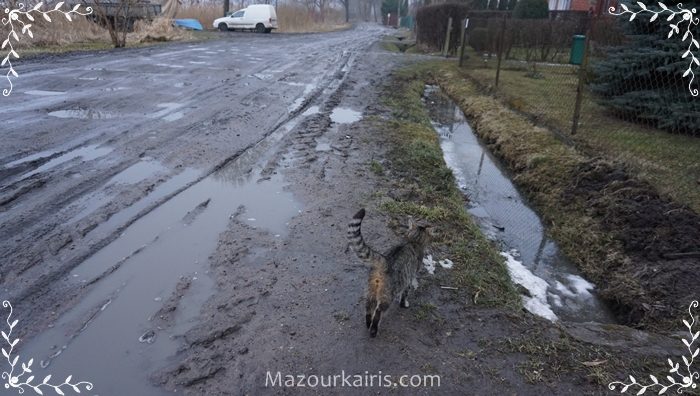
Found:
<box><xmin>17</xmin><ymin>120</ymin><xmax>306</xmax><ymax>395</ymax></box>
<box><xmin>424</xmin><ymin>86</ymin><xmax>614</xmax><ymax>323</ymax></box>
<box><xmin>17</xmin><ymin>144</ymin><xmax>114</xmax><ymax>181</ymax></box>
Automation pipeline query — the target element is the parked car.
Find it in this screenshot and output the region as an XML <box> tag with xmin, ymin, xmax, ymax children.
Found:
<box><xmin>213</xmin><ymin>4</ymin><xmax>278</xmax><ymax>33</ymax></box>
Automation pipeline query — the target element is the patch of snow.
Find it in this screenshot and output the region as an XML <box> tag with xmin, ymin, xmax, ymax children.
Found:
<box><xmin>555</xmin><ymin>275</ymin><xmax>595</xmax><ymax>300</ymax></box>
<box><xmin>438</xmin><ymin>259</ymin><xmax>454</xmax><ymax>269</ymax></box>
<box><xmin>566</xmin><ymin>274</ymin><xmax>595</xmax><ymax>298</ymax></box>
<box><xmin>501</xmin><ymin>250</ymin><xmax>557</xmax><ymax>322</ymax></box>
<box><xmin>548</xmin><ymin>292</ymin><xmax>562</xmax><ymax>307</ymax></box>
<box><xmin>554</xmin><ymin>281</ymin><xmax>576</xmax><ymax>298</ymax></box>
<box><xmin>422</xmin><ymin>255</ymin><xmax>436</xmax><ymax>275</ymax></box>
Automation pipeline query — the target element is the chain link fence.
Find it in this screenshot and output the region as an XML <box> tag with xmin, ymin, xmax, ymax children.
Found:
<box><xmin>444</xmin><ymin>11</ymin><xmax>700</xmax><ymax>212</ymax></box>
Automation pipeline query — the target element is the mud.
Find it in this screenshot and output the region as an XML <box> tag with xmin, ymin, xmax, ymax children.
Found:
<box><xmin>0</xmin><ymin>24</ymin><xmax>687</xmax><ymax>395</ymax></box>
<box><xmin>565</xmin><ymin>159</ymin><xmax>700</xmax><ymax>328</ymax></box>
<box><xmin>151</xmin><ymin>44</ymin><xmax>638</xmax><ymax>395</ymax></box>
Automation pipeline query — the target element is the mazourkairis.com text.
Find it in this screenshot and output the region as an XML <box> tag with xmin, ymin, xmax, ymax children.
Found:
<box><xmin>265</xmin><ymin>371</ymin><xmax>441</xmax><ymax>388</ymax></box>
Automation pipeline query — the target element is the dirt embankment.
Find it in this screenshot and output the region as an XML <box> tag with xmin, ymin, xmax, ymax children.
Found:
<box><xmin>423</xmin><ymin>62</ymin><xmax>699</xmax><ymax>331</ymax></box>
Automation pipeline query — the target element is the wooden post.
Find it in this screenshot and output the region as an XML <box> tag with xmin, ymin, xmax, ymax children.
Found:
<box><xmin>442</xmin><ymin>17</ymin><xmax>453</xmax><ymax>57</ymax></box>
<box><xmin>494</xmin><ymin>14</ymin><xmax>506</xmax><ymax>87</ymax></box>
<box><xmin>396</xmin><ymin>0</ymin><xmax>401</xmax><ymax>27</ymax></box>
<box><xmin>459</xmin><ymin>18</ymin><xmax>469</xmax><ymax>67</ymax></box>
<box><xmin>571</xmin><ymin>16</ymin><xmax>595</xmax><ymax>135</ymax></box>
<box><xmin>223</xmin><ymin>0</ymin><xmax>229</xmax><ymax>16</ymax></box>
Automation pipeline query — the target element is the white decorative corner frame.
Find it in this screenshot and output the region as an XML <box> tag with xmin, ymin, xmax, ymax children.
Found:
<box><xmin>2</xmin><ymin>2</ymin><xmax>93</xmax><ymax>96</ymax></box>
<box><xmin>609</xmin><ymin>300</ymin><xmax>699</xmax><ymax>394</ymax></box>
<box><xmin>1</xmin><ymin>301</ymin><xmax>93</xmax><ymax>395</ymax></box>
<box><xmin>609</xmin><ymin>2</ymin><xmax>700</xmax><ymax>96</ymax></box>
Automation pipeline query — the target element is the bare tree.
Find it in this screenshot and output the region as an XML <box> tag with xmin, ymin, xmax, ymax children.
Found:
<box><xmin>89</xmin><ymin>0</ymin><xmax>140</xmax><ymax>47</ymax></box>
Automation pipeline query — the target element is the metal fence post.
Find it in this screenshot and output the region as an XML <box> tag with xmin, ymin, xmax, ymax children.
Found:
<box><xmin>443</xmin><ymin>17</ymin><xmax>453</xmax><ymax>57</ymax></box>
<box><xmin>459</xmin><ymin>18</ymin><xmax>469</xmax><ymax>67</ymax></box>
<box><xmin>495</xmin><ymin>14</ymin><xmax>506</xmax><ymax>87</ymax></box>
<box><xmin>571</xmin><ymin>16</ymin><xmax>595</xmax><ymax>135</ymax></box>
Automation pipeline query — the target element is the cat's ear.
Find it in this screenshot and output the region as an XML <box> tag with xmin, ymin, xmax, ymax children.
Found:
<box><xmin>407</xmin><ymin>216</ymin><xmax>416</xmax><ymax>231</ymax></box>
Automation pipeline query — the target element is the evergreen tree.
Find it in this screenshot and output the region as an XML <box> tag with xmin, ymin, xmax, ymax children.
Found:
<box><xmin>590</xmin><ymin>3</ymin><xmax>699</xmax><ymax>135</ymax></box>
<box><xmin>512</xmin><ymin>0</ymin><xmax>548</xmax><ymax>18</ymax></box>
<box><xmin>473</xmin><ymin>0</ymin><xmax>489</xmax><ymax>9</ymax></box>
<box><xmin>498</xmin><ymin>0</ymin><xmax>509</xmax><ymax>11</ymax></box>
<box><xmin>488</xmin><ymin>0</ymin><xmax>498</xmax><ymax>10</ymax></box>
<box><xmin>507</xmin><ymin>0</ymin><xmax>518</xmax><ymax>10</ymax></box>
<box><xmin>381</xmin><ymin>0</ymin><xmax>408</xmax><ymax>17</ymax></box>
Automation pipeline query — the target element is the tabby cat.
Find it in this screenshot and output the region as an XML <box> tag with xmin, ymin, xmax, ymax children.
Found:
<box><xmin>347</xmin><ymin>208</ymin><xmax>434</xmax><ymax>337</ymax></box>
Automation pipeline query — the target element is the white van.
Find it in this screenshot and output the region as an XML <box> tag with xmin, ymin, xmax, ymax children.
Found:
<box><xmin>213</xmin><ymin>4</ymin><xmax>278</xmax><ymax>33</ymax></box>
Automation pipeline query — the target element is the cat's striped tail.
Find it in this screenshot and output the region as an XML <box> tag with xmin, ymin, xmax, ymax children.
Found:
<box><xmin>348</xmin><ymin>208</ymin><xmax>378</xmax><ymax>262</ymax></box>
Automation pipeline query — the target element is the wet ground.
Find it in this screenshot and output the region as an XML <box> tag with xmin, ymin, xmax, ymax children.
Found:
<box><xmin>422</xmin><ymin>86</ymin><xmax>615</xmax><ymax>324</ymax></box>
<box><xmin>0</xmin><ymin>25</ymin><xmax>686</xmax><ymax>395</ymax></box>
<box><xmin>0</xmin><ymin>25</ymin><xmax>395</xmax><ymax>394</ymax></box>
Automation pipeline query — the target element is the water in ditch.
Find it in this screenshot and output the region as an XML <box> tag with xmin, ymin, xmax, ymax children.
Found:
<box><xmin>423</xmin><ymin>85</ymin><xmax>614</xmax><ymax>324</ymax></box>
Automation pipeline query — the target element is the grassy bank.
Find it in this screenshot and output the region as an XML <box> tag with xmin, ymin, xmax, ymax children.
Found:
<box><xmin>403</xmin><ymin>60</ymin><xmax>699</xmax><ymax>331</ymax></box>
<box><xmin>374</xmin><ymin>60</ymin><xmax>687</xmax><ymax>391</ymax></box>
<box><xmin>376</xmin><ymin>64</ymin><xmax>519</xmax><ymax>309</ymax></box>
<box><xmin>467</xmin><ymin>61</ymin><xmax>700</xmax><ymax>214</ymax></box>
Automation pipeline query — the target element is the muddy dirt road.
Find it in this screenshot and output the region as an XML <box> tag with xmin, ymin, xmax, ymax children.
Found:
<box><xmin>0</xmin><ymin>24</ymin><xmax>672</xmax><ymax>396</ymax></box>
<box><xmin>0</xmin><ymin>25</ymin><xmax>418</xmax><ymax>394</ymax></box>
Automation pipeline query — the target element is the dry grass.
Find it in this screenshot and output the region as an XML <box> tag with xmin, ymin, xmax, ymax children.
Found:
<box><xmin>0</xmin><ymin>14</ymin><xmax>200</xmax><ymax>58</ymax></box>
<box><xmin>379</xmin><ymin>66</ymin><xmax>520</xmax><ymax>309</ymax></box>
<box><xmin>175</xmin><ymin>3</ymin><xmax>349</xmax><ymax>33</ymax></box>
<box><xmin>0</xmin><ymin>16</ymin><xmax>108</xmax><ymax>49</ymax></box>
<box><xmin>130</xmin><ymin>17</ymin><xmax>194</xmax><ymax>43</ymax></box>
<box><xmin>175</xmin><ymin>4</ymin><xmax>222</xmax><ymax>31</ymax></box>
<box><xmin>276</xmin><ymin>4</ymin><xmax>347</xmax><ymax>33</ymax></box>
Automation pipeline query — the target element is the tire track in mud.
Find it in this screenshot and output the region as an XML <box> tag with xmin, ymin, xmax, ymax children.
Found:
<box><xmin>0</xmin><ymin>34</ymin><xmax>370</xmax><ymax>241</ymax></box>
<box><xmin>7</xmin><ymin>31</ymin><xmax>378</xmax><ymax>342</ymax></box>
<box><xmin>10</xmin><ymin>33</ymin><xmax>382</xmax><ymax>396</ymax></box>
<box><xmin>154</xmin><ymin>41</ymin><xmax>400</xmax><ymax>394</ymax></box>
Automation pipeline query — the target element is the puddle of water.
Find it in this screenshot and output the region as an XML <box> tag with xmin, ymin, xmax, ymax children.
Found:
<box><xmin>2</xmin><ymin>133</ymin><xmax>107</xmax><ymax>174</ymax></box>
<box><xmin>151</xmin><ymin>103</ymin><xmax>185</xmax><ymax>122</ymax></box>
<box><xmin>424</xmin><ymin>86</ymin><xmax>614</xmax><ymax>323</ymax></box>
<box><xmin>288</xmin><ymin>82</ymin><xmax>318</xmax><ymax>113</ymax></box>
<box><xmin>68</xmin><ymin>189</ymin><xmax>117</xmax><ymax>224</ymax></box>
<box><xmin>48</xmin><ymin>109</ymin><xmax>116</xmax><ymax>120</ymax></box>
<box><xmin>3</xmin><ymin>149</ymin><xmax>59</xmax><ymax>168</ymax></box>
<box><xmin>107</xmin><ymin>158</ymin><xmax>168</xmax><ymax>186</ymax></box>
<box><xmin>163</xmin><ymin>112</ymin><xmax>184</xmax><ymax>122</ymax></box>
<box><xmin>156</xmin><ymin>63</ymin><xmax>185</xmax><ymax>69</ymax></box>
<box><xmin>315</xmin><ymin>137</ymin><xmax>332</xmax><ymax>152</ymax></box>
<box><xmin>330</xmin><ymin>107</ymin><xmax>362</xmax><ymax>124</ymax></box>
<box><xmin>25</xmin><ymin>90</ymin><xmax>65</xmax><ymax>96</ymax></box>
<box><xmin>252</xmin><ymin>73</ymin><xmax>273</xmax><ymax>80</ymax></box>
<box><xmin>18</xmin><ymin>144</ymin><xmax>114</xmax><ymax>181</ymax></box>
<box><xmin>102</xmin><ymin>87</ymin><xmax>128</xmax><ymax>92</ymax></box>
<box><xmin>20</xmin><ymin>166</ymin><xmax>300</xmax><ymax>395</ymax></box>
<box><xmin>19</xmin><ymin>100</ymin><xmax>311</xmax><ymax>394</ymax></box>
<box><xmin>302</xmin><ymin>105</ymin><xmax>320</xmax><ymax>116</ymax></box>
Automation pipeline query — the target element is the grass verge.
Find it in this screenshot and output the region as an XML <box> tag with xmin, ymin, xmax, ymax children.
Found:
<box><xmin>410</xmin><ymin>60</ymin><xmax>698</xmax><ymax>331</ymax></box>
<box><xmin>377</xmin><ymin>64</ymin><xmax>519</xmax><ymax>309</ymax></box>
<box><xmin>466</xmin><ymin>59</ymin><xmax>700</xmax><ymax>214</ymax></box>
